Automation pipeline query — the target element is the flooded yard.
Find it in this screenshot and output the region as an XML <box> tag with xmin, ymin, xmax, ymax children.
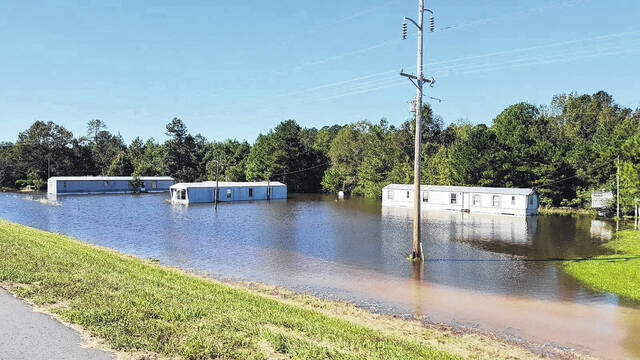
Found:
<box><xmin>1</xmin><ymin>192</ymin><xmax>638</xmax><ymax>359</ymax></box>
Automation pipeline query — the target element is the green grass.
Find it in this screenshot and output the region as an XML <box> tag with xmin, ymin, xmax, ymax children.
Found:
<box><xmin>538</xmin><ymin>207</ymin><xmax>596</xmax><ymax>216</ymax></box>
<box><xmin>564</xmin><ymin>229</ymin><xmax>640</xmax><ymax>302</ymax></box>
<box><xmin>0</xmin><ymin>219</ymin><xmax>461</xmax><ymax>360</ymax></box>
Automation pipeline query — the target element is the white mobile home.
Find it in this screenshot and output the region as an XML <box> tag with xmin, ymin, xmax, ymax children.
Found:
<box><xmin>382</xmin><ymin>184</ymin><xmax>538</xmax><ymax>216</ymax></box>
<box><xmin>170</xmin><ymin>181</ymin><xmax>287</xmax><ymax>204</ymax></box>
<box><xmin>47</xmin><ymin>176</ymin><xmax>174</xmax><ymax>195</ymax></box>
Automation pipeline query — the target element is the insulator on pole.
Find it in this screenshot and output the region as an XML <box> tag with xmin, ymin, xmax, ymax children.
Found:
<box><xmin>429</xmin><ymin>15</ymin><xmax>435</xmax><ymax>32</ymax></box>
<box><xmin>402</xmin><ymin>21</ymin><xmax>407</xmax><ymax>39</ymax></box>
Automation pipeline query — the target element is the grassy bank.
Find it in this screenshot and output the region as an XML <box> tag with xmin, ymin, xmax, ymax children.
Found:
<box><xmin>538</xmin><ymin>207</ymin><xmax>596</xmax><ymax>216</ymax></box>
<box><xmin>564</xmin><ymin>229</ymin><xmax>640</xmax><ymax>302</ymax></box>
<box><xmin>0</xmin><ymin>219</ymin><xmax>553</xmax><ymax>360</ymax></box>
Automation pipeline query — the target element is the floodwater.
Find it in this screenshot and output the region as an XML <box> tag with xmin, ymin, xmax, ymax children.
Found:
<box><xmin>1</xmin><ymin>192</ymin><xmax>639</xmax><ymax>359</ymax></box>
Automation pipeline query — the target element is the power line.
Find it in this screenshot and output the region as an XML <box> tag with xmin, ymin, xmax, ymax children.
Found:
<box><xmin>435</xmin><ymin>0</ymin><xmax>587</xmax><ymax>32</ymax></box>
<box><xmin>268</xmin><ymin>161</ymin><xmax>331</xmax><ymax>178</ymax></box>
<box><xmin>276</xmin><ymin>29</ymin><xmax>640</xmax><ymax>102</ymax></box>
<box><xmin>533</xmin><ymin>162</ymin><xmax>613</xmax><ymax>189</ymax></box>
<box><xmin>283</xmin><ymin>0</ymin><xmax>587</xmax><ymax>73</ymax></box>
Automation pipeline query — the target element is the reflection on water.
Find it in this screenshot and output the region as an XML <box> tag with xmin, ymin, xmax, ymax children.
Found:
<box><xmin>591</xmin><ymin>219</ymin><xmax>614</xmax><ymax>241</ymax></box>
<box><xmin>0</xmin><ymin>192</ymin><xmax>638</xmax><ymax>359</ymax></box>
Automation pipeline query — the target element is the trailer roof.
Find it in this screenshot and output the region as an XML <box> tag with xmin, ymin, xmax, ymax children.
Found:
<box><xmin>171</xmin><ymin>181</ymin><xmax>286</xmax><ymax>189</ymax></box>
<box><xmin>383</xmin><ymin>184</ymin><xmax>535</xmax><ymax>196</ymax></box>
<box><xmin>49</xmin><ymin>176</ymin><xmax>174</xmax><ymax>181</ymax></box>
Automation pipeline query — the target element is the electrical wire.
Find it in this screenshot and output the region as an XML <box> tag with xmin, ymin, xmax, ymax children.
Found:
<box><xmin>268</xmin><ymin>161</ymin><xmax>331</xmax><ymax>178</ymax></box>
<box><xmin>533</xmin><ymin>162</ymin><xmax>614</xmax><ymax>189</ymax></box>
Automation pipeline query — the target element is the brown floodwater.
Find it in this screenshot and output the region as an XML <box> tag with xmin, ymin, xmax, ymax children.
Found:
<box><xmin>0</xmin><ymin>192</ymin><xmax>638</xmax><ymax>359</ymax></box>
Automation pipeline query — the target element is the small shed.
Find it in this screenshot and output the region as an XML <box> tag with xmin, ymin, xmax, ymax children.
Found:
<box><xmin>170</xmin><ymin>181</ymin><xmax>287</xmax><ymax>204</ymax></box>
<box><xmin>47</xmin><ymin>176</ymin><xmax>174</xmax><ymax>195</ymax></box>
<box><xmin>591</xmin><ymin>190</ymin><xmax>614</xmax><ymax>216</ymax></box>
<box><xmin>591</xmin><ymin>191</ymin><xmax>613</xmax><ymax>209</ymax></box>
<box><xmin>382</xmin><ymin>184</ymin><xmax>538</xmax><ymax>216</ymax></box>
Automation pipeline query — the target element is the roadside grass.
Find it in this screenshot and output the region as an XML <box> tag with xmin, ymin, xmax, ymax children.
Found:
<box><xmin>0</xmin><ymin>219</ymin><xmax>552</xmax><ymax>360</ymax></box>
<box><xmin>564</xmin><ymin>229</ymin><xmax>640</xmax><ymax>302</ymax></box>
<box><xmin>538</xmin><ymin>207</ymin><xmax>596</xmax><ymax>216</ymax></box>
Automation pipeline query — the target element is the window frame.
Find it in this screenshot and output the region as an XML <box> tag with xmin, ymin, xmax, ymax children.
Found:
<box><xmin>226</xmin><ymin>188</ymin><xmax>232</xmax><ymax>199</ymax></box>
<box><xmin>176</xmin><ymin>189</ymin><xmax>187</xmax><ymax>200</ymax></box>
<box><xmin>511</xmin><ymin>195</ymin><xmax>516</xmax><ymax>206</ymax></box>
<box><xmin>248</xmin><ymin>188</ymin><xmax>253</xmax><ymax>197</ymax></box>
<box><xmin>422</xmin><ymin>191</ymin><xmax>429</xmax><ymax>203</ymax></box>
<box><xmin>492</xmin><ymin>195</ymin><xmax>501</xmax><ymax>208</ymax></box>
<box><xmin>450</xmin><ymin>193</ymin><xmax>458</xmax><ymax>205</ymax></box>
<box><xmin>387</xmin><ymin>190</ymin><xmax>394</xmax><ymax>200</ymax></box>
<box><xmin>473</xmin><ymin>194</ymin><xmax>480</xmax><ymax>206</ymax></box>
<box><xmin>406</xmin><ymin>191</ymin><xmax>410</xmax><ymax>199</ymax></box>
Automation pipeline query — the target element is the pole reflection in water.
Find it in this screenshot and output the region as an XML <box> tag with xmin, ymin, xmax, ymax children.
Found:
<box><xmin>411</xmin><ymin>260</ymin><xmax>424</xmax><ymax>318</ymax></box>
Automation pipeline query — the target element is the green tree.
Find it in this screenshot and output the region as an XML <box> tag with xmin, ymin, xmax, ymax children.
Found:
<box><xmin>164</xmin><ymin>118</ymin><xmax>206</xmax><ymax>182</ymax></box>
<box><xmin>106</xmin><ymin>151</ymin><xmax>134</xmax><ymax>176</ymax></box>
<box><xmin>323</xmin><ymin>121</ymin><xmax>369</xmax><ymax>194</ymax></box>
<box><xmin>246</xmin><ymin>120</ymin><xmax>322</xmax><ymax>192</ymax></box>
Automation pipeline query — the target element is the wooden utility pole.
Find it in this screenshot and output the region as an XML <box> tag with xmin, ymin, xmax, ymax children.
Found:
<box><xmin>616</xmin><ymin>156</ymin><xmax>620</xmax><ymax>218</ymax></box>
<box><xmin>401</xmin><ymin>0</ymin><xmax>434</xmax><ymax>261</ymax></box>
<box><xmin>214</xmin><ymin>158</ymin><xmax>220</xmax><ymax>210</ymax></box>
<box><xmin>267</xmin><ymin>175</ymin><xmax>271</xmax><ymax>200</ymax></box>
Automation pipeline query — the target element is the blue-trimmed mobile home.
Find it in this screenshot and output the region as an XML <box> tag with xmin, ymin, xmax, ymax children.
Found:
<box><xmin>47</xmin><ymin>176</ymin><xmax>174</xmax><ymax>195</ymax></box>
<box><xmin>170</xmin><ymin>181</ymin><xmax>287</xmax><ymax>204</ymax></box>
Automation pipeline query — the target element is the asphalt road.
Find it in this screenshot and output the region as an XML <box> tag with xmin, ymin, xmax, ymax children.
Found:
<box><xmin>0</xmin><ymin>289</ymin><xmax>114</xmax><ymax>360</ymax></box>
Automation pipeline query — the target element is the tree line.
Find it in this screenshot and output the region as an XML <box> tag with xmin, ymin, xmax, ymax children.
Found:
<box><xmin>0</xmin><ymin>90</ymin><xmax>638</xmax><ymax>213</ymax></box>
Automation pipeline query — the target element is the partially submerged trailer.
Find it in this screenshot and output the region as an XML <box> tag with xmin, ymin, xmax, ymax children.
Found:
<box><xmin>382</xmin><ymin>184</ymin><xmax>539</xmax><ymax>216</ymax></box>
<box><xmin>170</xmin><ymin>181</ymin><xmax>287</xmax><ymax>204</ymax></box>
<box><xmin>47</xmin><ymin>176</ymin><xmax>174</xmax><ymax>195</ymax></box>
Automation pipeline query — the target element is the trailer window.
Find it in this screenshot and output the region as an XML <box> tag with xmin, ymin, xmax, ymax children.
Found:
<box><xmin>248</xmin><ymin>188</ymin><xmax>253</xmax><ymax>197</ymax></box>
<box><xmin>406</xmin><ymin>191</ymin><xmax>410</xmax><ymax>199</ymax></box>
<box><xmin>511</xmin><ymin>196</ymin><xmax>516</xmax><ymax>205</ymax></box>
<box><xmin>152</xmin><ymin>181</ymin><xmax>157</xmax><ymax>189</ymax></box>
<box><xmin>387</xmin><ymin>190</ymin><xmax>394</xmax><ymax>200</ymax></box>
<box><xmin>450</xmin><ymin>193</ymin><xmax>457</xmax><ymax>205</ymax></box>
<box><xmin>473</xmin><ymin>194</ymin><xmax>480</xmax><ymax>206</ymax></box>
<box><xmin>226</xmin><ymin>189</ymin><xmax>232</xmax><ymax>199</ymax></box>
<box><xmin>422</xmin><ymin>191</ymin><xmax>428</xmax><ymax>203</ymax></box>
<box><xmin>493</xmin><ymin>195</ymin><xmax>501</xmax><ymax>207</ymax></box>
<box><xmin>63</xmin><ymin>181</ymin><xmax>67</xmax><ymax>188</ymax></box>
<box><xmin>529</xmin><ymin>196</ymin><xmax>534</xmax><ymax>205</ymax></box>
<box><xmin>176</xmin><ymin>189</ymin><xmax>186</xmax><ymax>200</ymax></box>
<box><xmin>104</xmin><ymin>181</ymin><xmax>109</xmax><ymax>187</ymax></box>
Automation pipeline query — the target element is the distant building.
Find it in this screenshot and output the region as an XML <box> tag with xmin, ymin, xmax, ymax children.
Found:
<box><xmin>47</xmin><ymin>176</ymin><xmax>174</xmax><ymax>195</ymax></box>
<box><xmin>591</xmin><ymin>190</ymin><xmax>613</xmax><ymax>216</ymax></box>
<box><xmin>169</xmin><ymin>181</ymin><xmax>287</xmax><ymax>204</ymax></box>
<box><xmin>382</xmin><ymin>184</ymin><xmax>539</xmax><ymax>216</ymax></box>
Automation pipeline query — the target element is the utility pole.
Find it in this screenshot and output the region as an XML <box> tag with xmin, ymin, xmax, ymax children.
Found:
<box><xmin>617</xmin><ymin>155</ymin><xmax>620</xmax><ymax>218</ymax></box>
<box><xmin>267</xmin><ymin>174</ymin><xmax>271</xmax><ymax>200</ymax></box>
<box><xmin>401</xmin><ymin>0</ymin><xmax>434</xmax><ymax>261</ymax></box>
<box><xmin>214</xmin><ymin>158</ymin><xmax>220</xmax><ymax>210</ymax></box>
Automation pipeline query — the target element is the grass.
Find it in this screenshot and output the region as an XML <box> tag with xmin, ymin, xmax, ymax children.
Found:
<box><xmin>564</xmin><ymin>229</ymin><xmax>640</xmax><ymax>302</ymax></box>
<box><xmin>0</xmin><ymin>219</ymin><xmax>562</xmax><ymax>360</ymax></box>
<box><xmin>538</xmin><ymin>207</ymin><xmax>596</xmax><ymax>216</ymax></box>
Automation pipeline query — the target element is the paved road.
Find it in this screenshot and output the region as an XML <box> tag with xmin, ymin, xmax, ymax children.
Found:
<box><xmin>0</xmin><ymin>289</ymin><xmax>114</xmax><ymax>360</ymax></box>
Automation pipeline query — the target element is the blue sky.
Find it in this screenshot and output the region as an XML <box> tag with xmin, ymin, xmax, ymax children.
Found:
<box><xmin>1</xmin><ymin>0</ymin><xmax>639</xmax><ymax>143</ymax></box>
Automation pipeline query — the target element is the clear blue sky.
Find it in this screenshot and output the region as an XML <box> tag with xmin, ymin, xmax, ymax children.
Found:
<box><xmin>1</xmin><ymin>0</ymin><xmax>639</xmax><ymax>144</ymax></box>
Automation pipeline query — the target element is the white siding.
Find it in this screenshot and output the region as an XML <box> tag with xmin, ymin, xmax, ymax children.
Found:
<box><xmin>382</xmin><ymin>185</ymin><xmax>538</xmax><ymax>216</ymax></box>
